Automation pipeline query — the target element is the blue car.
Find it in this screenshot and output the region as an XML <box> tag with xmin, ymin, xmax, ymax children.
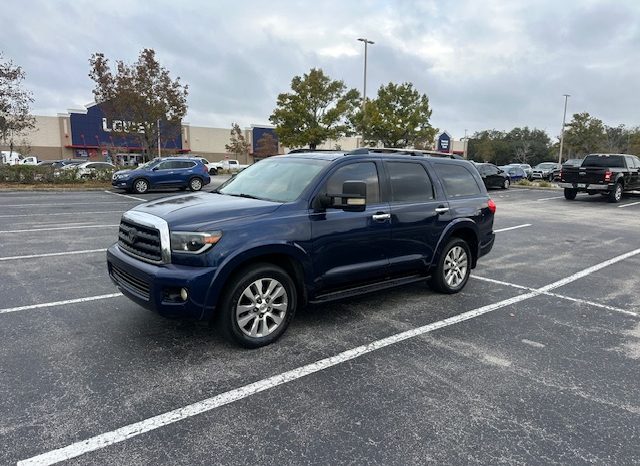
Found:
<box><xmin>111</xmin><ymin>157</ymin><xmax>211</xmax><ymax>194</ymax></box>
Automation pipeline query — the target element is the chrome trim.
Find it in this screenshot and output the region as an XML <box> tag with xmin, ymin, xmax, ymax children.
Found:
<box><xmin>121</xmin><ymin>210</ymin><xmax>171</xmax><ymax>264</ymax></box>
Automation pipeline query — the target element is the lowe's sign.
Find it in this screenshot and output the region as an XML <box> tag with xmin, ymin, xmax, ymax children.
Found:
<box><xmin>69</xmin><ymin>103</ymin><xmax>182</xmax><ymax>150</ymax></box>
<box><xmin>437</xmin><ymin>131</ymin><xmax>451</xmax><ymax>153</ymax></box>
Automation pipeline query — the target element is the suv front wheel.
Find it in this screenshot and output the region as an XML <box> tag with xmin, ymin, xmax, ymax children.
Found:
<box><xmin>430</xmin><ymin>238</ymin><xmax>471</xmax><ymax>294</ymax></box>
<box><xmin>217</xmin><ymin>264</ymin><xmax>297</xmax><ymax>348</ymax></box>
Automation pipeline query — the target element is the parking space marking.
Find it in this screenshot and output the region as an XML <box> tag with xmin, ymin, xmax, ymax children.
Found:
<box><xmin>104</xmin><ymin>190</ymin><xmax>146</xmax><ymax>202</ymax></box>
<box><xmin>536</xmin><ymin>195</ymin><xmax>564</xmax><ymax>201</ymax></box>
<box><xmin>18</xmin><ymin>248</ymin><xmax>640</xmax><ymax>466</ymax></box>
<box><xmin>0</xmin><ymin>293</ymin><xmax>122</xmax><ymax>315</ymax></box>
<box><xmin>0</xmin><ymin>249</ymin><xmax>107</xmax><ymax>262</ymax></box>
<box><xmin>0</xmin><ymin>225</ymin><xmax>118</xmax><ymax>234</ymax></box>
<box><xmin>0</xmin><ymin>211</ymin><xmax>124</xmax><ymax>219</ymax></box>
<box><xmin>472</xmin><ymin>275</ymin><xmax>638</xmax><ymax>317</ymax></box>
<box><xmin>0</xmin><ymin>201</ymin><xmax>135</xmax><ymax>208</ymax></box>
<box><xmin>494</xmin><ymin>224</ymin><xmax>532</xmax><ymax>233</ymax></box>
<box><xmin>618</xmin><ymin>200</ymin><xmax>640</xmax><ymax>208</ymax></box>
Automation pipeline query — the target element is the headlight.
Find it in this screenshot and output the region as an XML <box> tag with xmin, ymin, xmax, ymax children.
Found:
<box><xmin>170</xmin><ymin>231</ymin><xmax>222</xmax><ymax>254</ymax></box>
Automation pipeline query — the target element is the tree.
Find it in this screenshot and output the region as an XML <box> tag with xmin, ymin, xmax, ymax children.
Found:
<box><xmin>563</xmin><ymin>112</ymin><xmax>605</xmax><ymax>157</ymax></box>
<box><xmin>353</xmin><ymin>82</ymin><xmax>436</xmax><ymax>148</ymax></box>
<box><xmin>270</xmin><ymin>68</ymin><xmax>359</xmax><ymax>149</ymax></box>
<box><xmin>225</xmin><ymin>123</ymin><xmax>251</xmax><ymax>158</ymax></box>
<box><xmin>0</xmin><ymin>53</ymin><xmax>36</xmax><ymax>154</ymax></box>
<box><xmin>88</xmin><ymin>48</ymin><xmax>188</xmax><ymax>161</ymax></box>
<box><xmin>254</xmin><ymin>132</ymin><xmax>279</xmax><ymax>158</ymax></box>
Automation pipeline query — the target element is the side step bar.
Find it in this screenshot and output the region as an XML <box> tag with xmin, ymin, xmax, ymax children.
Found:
<box><xmin>310</xmin><ymin>275</ymin><xmax>427</xmax><ymax>304</ymax></box>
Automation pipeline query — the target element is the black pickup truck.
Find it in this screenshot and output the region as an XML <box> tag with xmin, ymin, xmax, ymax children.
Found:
<box><xmin>559</xmin><ymin>154</ymin><xmax>640</xmax><ymax>202</ymax></box>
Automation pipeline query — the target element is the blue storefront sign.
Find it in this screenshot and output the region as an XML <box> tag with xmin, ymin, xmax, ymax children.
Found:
<box><xmin>437</xmin><ymin>131</ymin><xmax>451</xmax><ymax>153</ymax></box>
<box><xmin>69</xmin><ymin>103</ymin><xmax>182</xmax><ymax>154</ymax></box>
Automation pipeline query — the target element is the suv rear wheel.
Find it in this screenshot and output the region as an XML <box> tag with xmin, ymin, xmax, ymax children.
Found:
<box><xmin>430</xmin><ymin>238</ymin><xmax>471</xmax><ymax>294</ymax></box>
<box><xmin>217</xmin><ymin>264</ymin><xmax>297</xmax><ymax>348</ymax></box>
<box><xmin>189</xmin><ymin>177</ymin><xmax>203</xmax><ymax>191</ymax></box>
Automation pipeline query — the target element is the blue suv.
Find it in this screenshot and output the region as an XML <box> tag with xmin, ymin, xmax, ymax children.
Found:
<box><xmin>111</xmin><ymin>157</ymin><xmax>211</xmax><ymax>194</ymax></box>
<box><xmin>107</xmin><ymin>149</ymin><xmax>495</xmax><ymax>347</ymax></box>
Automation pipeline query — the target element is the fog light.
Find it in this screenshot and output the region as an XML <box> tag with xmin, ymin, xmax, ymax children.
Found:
<box><xmin>180</xmin><ymin>288</ymin><xmax>188</xmax><ymax>301</ymax></box>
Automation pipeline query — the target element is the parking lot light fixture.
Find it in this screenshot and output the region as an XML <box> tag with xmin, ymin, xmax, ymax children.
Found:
<box><xmin>558</xmin><ymin>94</ymin><xmax>570</xmax><ymax>165</ymax></box>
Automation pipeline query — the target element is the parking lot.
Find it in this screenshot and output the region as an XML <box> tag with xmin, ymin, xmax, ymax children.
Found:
<box><xmin>1</xmin><ymin>185</ymin><xmax>639</xmax><ymax>465</ymax></box>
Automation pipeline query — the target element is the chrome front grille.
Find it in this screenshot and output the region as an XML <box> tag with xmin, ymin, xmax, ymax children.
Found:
<box><xmin>110</xmin><ymin>263</ymin><xmax>150</xmax><ymax>300</ymax></box>
<box><xmin>118</xmin><ymin>219</ymin><xmax>163</xmax><ymax>263</ymax></box>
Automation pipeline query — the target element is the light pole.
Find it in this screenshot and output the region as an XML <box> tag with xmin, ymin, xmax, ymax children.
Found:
<box><xmin>357</xmin><ymin>37</ymin><xmax>374</xmax><ymax>147</ymax></box>
<box><xmin>558</xmin><ymin>94</ymin><xmax>570</xmax><ymax>165</ymax></box>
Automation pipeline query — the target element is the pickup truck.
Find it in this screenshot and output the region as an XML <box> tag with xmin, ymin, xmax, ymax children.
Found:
<box><xmin>107</xmin><ymin>149</ymin><xmax>495</xmax><ymax>348</ymax></box>
<box><xmin>210</xmin><ymin>159</ymin><xmax>248</xmax><ymax>175</ymax></box>
<box><xmin>559</xmin><ymin>153</ymin><xmax>640</xmax><ymax>202</ymax></box>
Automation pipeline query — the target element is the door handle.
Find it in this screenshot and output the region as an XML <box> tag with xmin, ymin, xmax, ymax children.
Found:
<box><xmin>372</xmin><ymin>213</ymin><xmax>391</xmax><ymax>221</ymax></box>
<box><xmin>435</xmin><ymin>206</ymin><xmax>449</xmax><ymax>214</ymax></box>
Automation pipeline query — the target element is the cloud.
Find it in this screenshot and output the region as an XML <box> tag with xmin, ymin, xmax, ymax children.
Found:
<box><xmin>1</xmin><ymin>0</ymin><xmax>638</xmax><ymax>140</ymax></box>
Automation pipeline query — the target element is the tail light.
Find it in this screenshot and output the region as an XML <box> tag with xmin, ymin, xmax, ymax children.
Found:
<box><xmin>604</xmin><ymin>170</ymin><xmax>612</xmax><ymax>182</ymax></box>
<box><xmin>487</xmin><ymin>199</ymin><xmax>496</xmax><ymax>214</ymax></box>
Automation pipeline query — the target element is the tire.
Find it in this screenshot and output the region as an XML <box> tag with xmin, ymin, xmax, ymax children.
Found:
<box><xmin>189</xmin><ymin>177</ymin><xmax>203</xmax><ymax>191</ymax></box>
<box><xmin>502</xmin><ymin>178</ymin><xmax>510</xmax><ymax>189</ymax></box>
<box><xmin>132</xmin><ymin>178</ymin><xmax>149</xmax><ymax>194</ymax></box>
<box><xmin>209</xmin><ymin>168</ymin><xmax>218</xmax><ymax>176</ymax></box>
<box><xmin>217</xmin><ymin>264</ymin><xmax>297</xmax><ymax>348</ymax></box>
<box><xmin>430</xmin><ymin>238</ymin><xmax>471</xmax><ymax>294</ymax></box>
<box><xmin>564</xmin><ymin>188</ymin><xmax>577</xmax><ymax>200</ymax></box>
<box><xmin>607</xmin><ymin>182</ymin><xmax>623</xmax><ymax>203</ymax></box>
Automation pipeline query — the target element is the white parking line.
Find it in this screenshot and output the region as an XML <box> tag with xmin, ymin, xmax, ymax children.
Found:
<box><xmin>0</xmin><ymin>211</ymin><xmax>124</xmax><ymax>218</ymax></box>
<box><xmin>471</xmin><ymin>276</ymin><xmax>638</xmax><ymax>317</ymax></box>
<box><xmin>618</xmin><ymin>200</ymin><xmax>640</xmax><ymax>208</ymax></box>
<box><xmin>494</xmin><ymin>224</ymin><xmax>532</xmax><ymax>233</ymax></box>
<box><xmin>0</xmin><ymin>201</ymin><xmax>134</xmax><ymax>208</ymax></box>
<box><xmin>104</xmin><ymin>190</ymin><xmax>146</xmax><ymax>202</ymax></box>
<box><xmin>0</xmin><ymin>249</ymin><xmax>107</xmax><ymax>262</ymax></box>
<box><xmin>536</xmin><ymin>196</ymin><xmax>564</xmax><ymax>201</ymax></box>
<box><xmin>18</xmin><ymin>247</ymin><xmax>640</xmax><ymax>466</ymax></box>
<box><xmin>0</xmin><ymin>225</ymin><xmax>118</xmax><ymax>234</ymax></box>
<box><xmin>0</xmin><ymin>293</ymin><xmax>122</xmax><ymax>315</ymax></box>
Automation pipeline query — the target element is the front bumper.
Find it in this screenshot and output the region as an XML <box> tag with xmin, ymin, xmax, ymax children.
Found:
<box><xmin>107</xmin><ymin>244</ymin><xmax>218</xmax><ymax>320</ymax></box>
<box><xmin>558</xmin><ymin>182</ymin><xmax>611</xmax><ymax>191</ymax></box>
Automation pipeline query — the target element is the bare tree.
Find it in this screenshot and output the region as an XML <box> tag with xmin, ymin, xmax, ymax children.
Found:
<box><xmin>0</xmin><ymin>53</ymin><xmax>36</xmax><ymax>154</ymax></box>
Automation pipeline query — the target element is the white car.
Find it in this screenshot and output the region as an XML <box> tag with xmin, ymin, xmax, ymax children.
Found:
<box><xmin>62</xmin><ymin>161</ymin><xmax>115</xmax><ymax>179</ymax></box>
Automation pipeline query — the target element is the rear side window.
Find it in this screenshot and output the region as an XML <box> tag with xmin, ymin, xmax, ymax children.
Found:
<box><xmin>387</xmin><ymin>162</ymin><xmax>434</xmax><ymax>202</ymax></box>
<box><xmin>434</xmin><ymin>163</ymin><xmax>482</xmax><ymax>198</ymax></box>
<box><xmin>325</xmin><ymin>162</ymin><xmax>380</xmax><ymax>204</ymax></box>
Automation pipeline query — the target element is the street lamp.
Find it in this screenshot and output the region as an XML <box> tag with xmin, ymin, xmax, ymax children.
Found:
<box><xmin>357</xmin><ymin>37</ymin><xmax>374</xmax><ymax>147</ymax></box>
<box><xmin>558</xmin><ymin>94</ymin><xmax>570</xmax><ymax>165</ymax></box>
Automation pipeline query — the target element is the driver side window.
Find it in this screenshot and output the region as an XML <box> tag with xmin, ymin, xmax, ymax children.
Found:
<box><xmin>325</xmin><ymin>162</ymin><xmax>380</xmax><ymax>204</ymax></box>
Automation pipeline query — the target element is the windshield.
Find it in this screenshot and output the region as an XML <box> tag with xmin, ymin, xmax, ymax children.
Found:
<box><xmin>536</xmin><ymin>163</ymin><xmax>556</xmax><ymax>169</ymax></box>
<box><xmin>218</xmin><ymin>157</ymin><xmax>328</xmax><ymax>202</ymax></box>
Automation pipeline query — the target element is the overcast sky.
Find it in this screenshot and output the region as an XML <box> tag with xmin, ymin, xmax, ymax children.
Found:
<box><xmin>2</xmin><ymin>0</ymin><xmax>639</xmax><ymax>141</ymax></box>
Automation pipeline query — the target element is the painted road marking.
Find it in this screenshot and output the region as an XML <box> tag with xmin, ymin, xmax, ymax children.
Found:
<box><xmin>494</xmin><ymin>224</ymin><xmax>532</xmax><ymax>233</ymax></box>
<box><xmin>0</xmin><ymin>211</ymin><xmax>124</xmax><ymax>218</ymax></box>
<box><xmin>0</xmin><ymin>249</ymin><xmax>107</xmax><ymax>262</ymax></box>
<box><xmin>0</xmin><ymin>225</ymin><xmax>118</xmax><ymax>234</ymax></box>
<box><xmin>103</xmin><ymin>190</ymin><xmax>146</xmax><ymax>202</ymax></box>
<box><xmin>18</xmin><ymin>247</ymin><xmax>640</xmax><ymax>466</ymax></box>
<box><xmin>472</xmin><ymin>275</ymin><xmax>638</xmax><ymax>317</ymax></box>
<box><xmin>618</xmin><ymin>200</ymin><xmax>640</xmax><ymax>208</ymax></box>
<box><xmin>0</xmin><ymin>293</ymin><xmax>122</xmax><ymax>315</ymax></box>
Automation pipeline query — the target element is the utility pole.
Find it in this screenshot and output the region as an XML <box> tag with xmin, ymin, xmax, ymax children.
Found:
<box><xmin>558</xmin><ymin>94</ymin><xmax>570</xmax><ymax>165</ymax></box>
<box><xmin>357</xmin><ymin>38</ymin><xmax>374</xmax><ymax>147</ymax></box>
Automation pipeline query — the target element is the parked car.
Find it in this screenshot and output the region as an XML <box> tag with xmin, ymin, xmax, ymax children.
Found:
<box><xmin>62</xmin><ymin>161</ymin><xmax>115</xmax><ymax>179</ymax></box>
<box><xmin>107</xmin><ymin>149</ymin><xmax>496</xmax><ymax>348</ymax></box>
<box><xmin>499</xmin><ymin>165</ymin><xmax>527</xmax><ymax>182</ymax></box>
<box><xmin>475</xmin><ymin>163</ymin><xmax>511</xmax><ymax>189</ymax></box>
<box><xmin>111</xmin><ymin>157</ymin><xmax>211</xmax><ymax>193</ymax></box>
<box><xmin>532</xmin><ymin>162</ymin><xmax>561</xmax><ymax>181</ymax></box>
<box><xmin>559</xmin><ymin>153</ymin><xmax>640</xmax><ymax>202</ymax></box>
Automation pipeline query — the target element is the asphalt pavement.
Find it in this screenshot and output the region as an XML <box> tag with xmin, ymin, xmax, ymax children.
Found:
<box><xmin>0</xmin><ymin>184</ymin><xmax>639</xmax><ymax>465</ymax></box>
